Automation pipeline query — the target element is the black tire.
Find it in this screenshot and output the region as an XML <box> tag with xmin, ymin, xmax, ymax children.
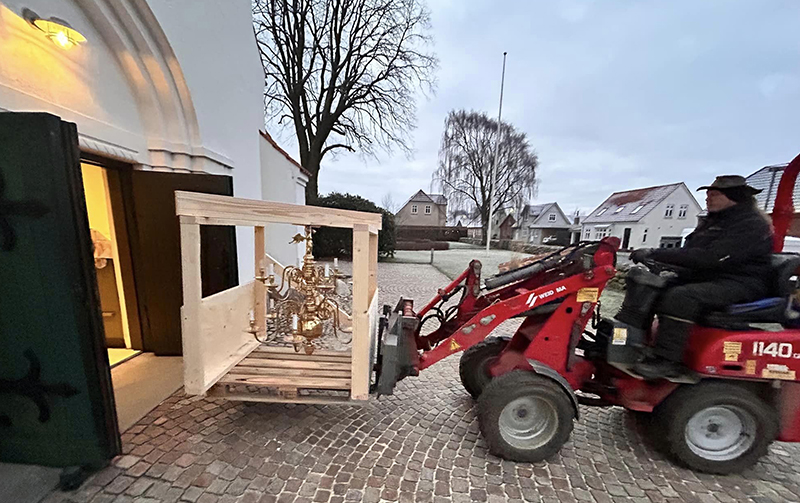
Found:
<box><xmin>659</xmin><ymin>382</ymin><xmax>778</xmax><ymax>474</ymax></box>
<box><xmin>477</xmin><ymin>370</ymin><xmax>575</xmax><ymax>462</ymax></box>
<box><xmin>459</xmin><ymin>337</ymin><xmax>509</xmax><ymax>398</ymax></box>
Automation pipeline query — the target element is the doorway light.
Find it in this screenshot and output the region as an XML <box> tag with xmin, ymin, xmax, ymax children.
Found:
<box><xmin>23</xmin><ymin>8</ymin><xmax>86</xmax><ymax>49</ymax></box>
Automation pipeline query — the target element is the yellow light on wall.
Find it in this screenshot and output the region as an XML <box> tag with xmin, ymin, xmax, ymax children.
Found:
<box><xmin>22</xmin><ymin>8</ymin><xmax>86</xmax><ymax>49</ymax></box>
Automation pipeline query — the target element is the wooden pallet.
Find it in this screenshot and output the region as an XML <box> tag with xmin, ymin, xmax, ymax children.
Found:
<box><xmin>207</xmin><ymin>346</ymin><xmax>361</xmax><ymax>404</ymax></box>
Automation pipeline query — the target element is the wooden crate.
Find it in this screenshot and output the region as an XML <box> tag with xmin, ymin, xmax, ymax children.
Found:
<box><xmin>176</xmin><ymin>191</ymin><xmax>381</xmax><ymax>403</ymax></box>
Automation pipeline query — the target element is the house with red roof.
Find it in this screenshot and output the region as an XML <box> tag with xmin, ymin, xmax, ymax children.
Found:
<box><xmin>582</xmin><ymin>183</ymin><xmax>702</xmax><ymax>250</ymax></box>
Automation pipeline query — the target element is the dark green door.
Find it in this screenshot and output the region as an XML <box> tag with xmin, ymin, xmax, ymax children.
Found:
<box><xmin>0</xmin><ymin>113</ymin><xmax>120</xmax><ymax>467</ymax></box>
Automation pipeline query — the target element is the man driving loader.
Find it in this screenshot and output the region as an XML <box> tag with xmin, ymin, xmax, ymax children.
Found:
<box><xmin>629</xmin><ymin>175</ymin><xmax>773</xmax><ymax>378</ymax></box>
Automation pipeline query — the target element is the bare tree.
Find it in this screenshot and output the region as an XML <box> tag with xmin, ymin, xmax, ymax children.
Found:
<box><xmin>433</xmin><ymin>110</ymin><xmax>538</xmax><ymax>241</ymax></box>
<box><xmin>253</xmin><ymin>0</ymin><xmax>437</xmax><ymax>203</ymax></box>
<box><xmin>381</xmin><ymin>192</ymin><xmax>398</xmax><ymax>213</ymax></box>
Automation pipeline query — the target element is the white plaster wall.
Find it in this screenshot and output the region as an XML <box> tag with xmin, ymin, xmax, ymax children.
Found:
<box><xmin>260</xmin><ymin>134</ymin><xmax>308</xmax><ymax>268</ymax></box>
<box><xmin>0</xmin><ymin>0</ymin><xmax>147</xmax><ymax>158</ymax></box>
<box><xmin>147</xmin><ymin>0</ymin><xmax>264</xmax><ymax>282</ymax></box>
<box><xmin>641</xmin><ymin>186</ymin><xmax>702</xmax><ymax>248</ymax></box>
<box><xmin>0</xmin><ymin>0</ymin><xmax>266</xmax><ymax>282</ymax></box>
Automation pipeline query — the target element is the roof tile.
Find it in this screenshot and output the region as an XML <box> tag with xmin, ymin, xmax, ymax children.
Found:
<box><xmin>583</xmin><ymin>183</ymin><xmax>684</xmax><ymax>223</ymax></box>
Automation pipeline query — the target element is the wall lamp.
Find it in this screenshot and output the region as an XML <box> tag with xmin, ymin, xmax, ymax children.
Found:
<box><xmin>22</xmin><ymin>8</ymin><xmax>86</xmax><ymax>49</ymax></box>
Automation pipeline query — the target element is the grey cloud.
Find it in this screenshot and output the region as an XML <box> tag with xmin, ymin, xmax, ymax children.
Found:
<box><xmin>288</xmin><ymin>0</ymin><xmax>800</xmax><ymax>214</ymax></box>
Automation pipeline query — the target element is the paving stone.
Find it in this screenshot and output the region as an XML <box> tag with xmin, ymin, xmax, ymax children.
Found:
<box><xmin>37</xmin><ymin>262</ymin><xmax>800</xmax><ymax>503</ymax></box>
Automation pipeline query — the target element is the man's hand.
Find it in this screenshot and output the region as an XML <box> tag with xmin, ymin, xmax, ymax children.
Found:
<box><xmin>630</xmin><ymin>248</ymin><xmax>654</xmax><ymax>264</ymax></box>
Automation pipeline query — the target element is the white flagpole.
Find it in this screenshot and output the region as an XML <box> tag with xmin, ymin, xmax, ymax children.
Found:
<box><xmin>486</xmin><ymin>52</ymin><xmax>507</xmax><ymax>252</ymax></box>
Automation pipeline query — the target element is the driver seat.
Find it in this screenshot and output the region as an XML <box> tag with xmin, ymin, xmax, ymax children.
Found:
<box><xmin>703</xmin><ymin>253</ymin><xmax>800</xmax><ymax>329</ymax></box>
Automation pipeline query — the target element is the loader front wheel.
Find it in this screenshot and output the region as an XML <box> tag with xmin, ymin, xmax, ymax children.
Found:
<box><xmin>459</xmin><ymin>337</ymin><xmax>509</xmax><ymax>398</ymax></box>
<box><xmin>478</xmin><ymin>370</ymin><xmax>575</xmax><ymax>463</ymax></box>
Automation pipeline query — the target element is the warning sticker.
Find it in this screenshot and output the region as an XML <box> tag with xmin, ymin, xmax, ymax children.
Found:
<box><xmin>762</xmin><ymin>363</ymin><xmax>796</xmax><ymax>380</ymax></box>
<box><xmin>612</xmin><ymin>327</ymin><xmax>628</xmax><ymax>346</ymax></box>
<box><xmin>449</xmin><ymin>339</ymin><xmax>461</xmax><ymax>351</ymax></box>
<box><xmin>723</xmin><ymin>341</ymin><xmax>742</xmax><ymax>362</ymax></box>
<box><xmin>576</xmin><ymin>288</ymin><xmax>599</xmax><ymax>303</ymax></box>
<box><xmin>745</xmin><ymin>360</ymin><xmax>757</xmax><ymax>375</ymax></box>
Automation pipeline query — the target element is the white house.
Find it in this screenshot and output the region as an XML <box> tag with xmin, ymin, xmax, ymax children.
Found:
<box><xmin>260</xmin><ymin>131</ymin><xmax>310</xmax><ymax>266</ymax></box>
<box><xmin>582</xmin><ymin>183</ymin><xmax>702</xmax><ymax>250</ymax></box>
<box><xmin>513</xmin><ymin>203</ymin><xmax>572</xmax><ymax>245</ymax></box>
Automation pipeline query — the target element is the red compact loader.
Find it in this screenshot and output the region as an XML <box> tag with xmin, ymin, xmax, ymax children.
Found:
<box><xmin>374</xmin><ymin>153</ymin><xmax>800</xmax><ymax>474</ymax></box>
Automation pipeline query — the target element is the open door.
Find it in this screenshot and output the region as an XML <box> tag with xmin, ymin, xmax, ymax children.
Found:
<box><xmin>0</xmin><ymin>113</ymin><xmax>120</xmax><ymax>467</ymax></box>
<box><xmin>121</xmin><ymin>170</ymin><xmax>238</xmax><ymax>355</ymax></box>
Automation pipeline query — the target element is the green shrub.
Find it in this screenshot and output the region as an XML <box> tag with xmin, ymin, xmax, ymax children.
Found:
<box><xmin>311</xmin><ymin>193</ymin><xmax>396</xmax><ymax>258</ymax></box>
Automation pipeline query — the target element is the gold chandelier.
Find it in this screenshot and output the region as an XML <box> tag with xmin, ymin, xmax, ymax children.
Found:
<box><xmin>254</xmin><ymin>226</ymin><xmax>349</xmax><ymax>354</ymax></box>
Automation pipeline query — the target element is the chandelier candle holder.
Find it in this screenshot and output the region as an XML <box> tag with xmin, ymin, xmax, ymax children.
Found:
<box><xmin>177</xmin><ymin>191</ymin><xmax>380</xmax><ymax>403</ymax></box>
<box><xmin>259</xmin><ymin>225</ymin><xmax>350</xmax><ymax>355</ymax></box>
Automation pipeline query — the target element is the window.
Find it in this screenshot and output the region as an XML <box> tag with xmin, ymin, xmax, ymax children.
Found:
<box><xmin>596</xmin><ymin>207</ymin><xmax>609</xmax><ymax>216</ymax></box>
<box><xmin>643</xmin><ymin>228</ymin><xmax>648</xmax><ymax>243</ymax></box>
<box><xmin>631</xmin><ymin>204</ymin><xmax>645</xmax><ymax>214</ymax></box>
<box><xmin>425</xmin><ymin>205</ymin><xmax>432</xmax><ymax>214</ymax></box>
<box><xmin>411</xmin><ymin>204</ymin><xmax>418</xmax><ymax>214</ymax></box>
<box><xmin>613</xmin><ymin>206</ymin><xmax>625</xmax><ymax>214</ymax></box>
<box><xmin>584</xmin><ymin>229</ymin><xmax>591</xmax><ymax>240</ymax></box>
<box><xmin>678</xmin><ymin>204</ymin><xmax>688</xmax><ymax>219</ymax></box>
<box><xmin>548</xmin><ymin>213</ymin><xmax>556</xmax><ymax>222</ymax></box>
<box><xmin>664</xmin><ymin>204</ymin><xmax>674</xmax><ymax>218</ymax></box>
<box><xmin>594</xmin><ymin>227</ymin><xmax>610</xmax><ymax>240</ymax></box>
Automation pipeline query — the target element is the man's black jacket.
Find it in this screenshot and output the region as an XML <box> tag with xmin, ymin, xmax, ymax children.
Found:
<box><xmin>649</xmin><ymin>203</ymin><xmax>773</xmax><ymax>288</ymax></box>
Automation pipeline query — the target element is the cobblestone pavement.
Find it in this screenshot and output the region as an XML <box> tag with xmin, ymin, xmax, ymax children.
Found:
<box><xmin>46</xmin><ymin>263</ymin><xmax>800</xmax><ymax>503</ymax></box>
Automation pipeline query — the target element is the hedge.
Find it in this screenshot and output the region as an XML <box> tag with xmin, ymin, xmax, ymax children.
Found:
<box><xmin>311</xmin><ymin>193</ymin><xmax>396</xmax><ymax>258</ymax></box>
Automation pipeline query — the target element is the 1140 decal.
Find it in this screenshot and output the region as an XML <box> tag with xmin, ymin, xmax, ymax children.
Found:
<box><xmin>752</xmin><ymin>341</ymin><xmax>800</xmax><ymax>359</ymax></box>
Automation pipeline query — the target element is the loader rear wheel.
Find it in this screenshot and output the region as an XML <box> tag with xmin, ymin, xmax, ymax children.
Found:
<box><xmin>478</xmin><ymin>370</ymin><xmax>574</xmax><ymax>463</ymax></box>
<box><xmin>660</xmin><ymin>382</ymin><xmax>777</xmax><ymax>474</ymax></box>
<box><xmin>459</xmin><ymin>337</ymin><xmax>509</xmax><ymax>398</ymax></box>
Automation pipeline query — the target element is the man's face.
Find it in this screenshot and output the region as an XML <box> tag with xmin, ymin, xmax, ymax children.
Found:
<box><xmin>706</xmin><ymin>189</ymin><xmax>737</xmax><ymax>213</ymax></box>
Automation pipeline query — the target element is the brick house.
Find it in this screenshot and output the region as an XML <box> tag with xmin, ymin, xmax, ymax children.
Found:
<box><xmin>395</xmin><ymin>190</ymin><xmax>447</xmax><ymax>227</ymax></box>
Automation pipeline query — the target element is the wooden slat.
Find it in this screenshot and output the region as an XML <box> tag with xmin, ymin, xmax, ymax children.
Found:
<box><xmin>351</xmin><ymin>225</ymin><xmax>371</xmax><ymax>400</ymax></box>
<box><xmin>368</xmin><ymin>232</ymin><xmax>378</xmax><ymax>301</ymax></box>
<box><xmin>236</xmin><ymin>358</ymin><xmax>351</xmax><ymax>371</ymax></box>
<box><xmin>219</xmin><ymin>374</ymin><xmax>351</xmax><ymax>390</ymax></box>
<box><xmin>254</xmin><ymin>227</ymin><xmax>266</xmax><ymax>339</ymax></box>
<box><xmin>175</xmin><ymin>191</ymin><xmax>382</xmax><ymax>230</ymax></box>
<box><xmin>229</xmin><ymin>366</ymin><xmax>351</xmax><ymax>378</ymax></box>
<box><xmin>251</xmin><ymin>345</ymin><xmax>351</xmax><ymax>358</ymax></box>
<box><xmin>246</xmin><ymin>352</ymin><xmax>351</xmax><ymax>363</ymax></box>
<box><xmin>207</xmin><ymin>386</ymin><xmax>364</xmax><ymax>405</ymax></box>
<box><xmin>180</xmin><ymin>222</ymin><xmax>204</xmax><ymax>394</ymax></box>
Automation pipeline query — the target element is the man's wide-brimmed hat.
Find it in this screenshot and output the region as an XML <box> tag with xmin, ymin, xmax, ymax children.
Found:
<box><xmin>697</xmin><ymin>175</ymin><xmax>762</xmax><ymax>194</ymax></box>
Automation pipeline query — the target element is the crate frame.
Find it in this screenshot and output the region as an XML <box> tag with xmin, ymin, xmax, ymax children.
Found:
<box><xmin>176</xmin><ymin>191</ymin><xmax>381</xmax><ymax>403</ymax></box>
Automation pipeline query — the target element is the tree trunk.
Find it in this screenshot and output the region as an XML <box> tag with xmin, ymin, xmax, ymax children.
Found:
<box><xmin>304</xmin><ymin>150</ymin><xmax>322</xmax><ymax>204</ymax></box>
<box><xmin>305</xmin><ymin>172</ymin><xmax>319</xmax><ymax>205</ymax></box>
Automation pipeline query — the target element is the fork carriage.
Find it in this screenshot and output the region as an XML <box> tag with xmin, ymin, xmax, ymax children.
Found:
<box><xmin>177</xmin><ymin>191</ymin><xmax>381</xmax><ymax>404</ymax></box>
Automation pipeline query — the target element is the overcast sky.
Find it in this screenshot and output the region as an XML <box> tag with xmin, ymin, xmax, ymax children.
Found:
<box><xmin>274</xmin><ymin>0</ymin><xmax>800</xmax><ymax>215</ymax></box>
